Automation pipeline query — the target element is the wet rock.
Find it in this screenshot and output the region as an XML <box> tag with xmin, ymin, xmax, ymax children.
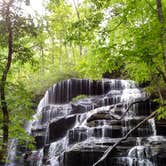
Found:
<box><xmin>34</xmin><ymin>136</ymin><xmax>45</xmax><ymax>149</ymax></box>
<box><xmin>24</xmin><ymin>79</ymin><xmax>166</xmax><ymax>166</ymax></box>
<box><xmin>49</xmin><ymin>115</ymin><xmax>76</xmax><ymax>143</ymax></box>
<box><xmin>62</xmin><ymin>144</ymin><xmax>135</xmax><ymax>166</ymax></box>
<box><xmin>71</xmin><ymin>103</ymin><xmax>92</xmax><ymax>114</ymax></box>
<box><xmin>156</xmin><ymin>151</ymin><xmax>166</xmax><ymax>166</ymax></box>
<box><xmin>31</xmin><ymin>127</ymin><xmax>46</xmax><ymax>149</ymax></box>
<box><xmin>62</xmin><ymin>146</ymin><xmax>105</xmax><ymax>166</ymax></box>
<box><xmin>68</xmin><ymin>127</ymin><xmax>88</xmax><ymax>145</ymax></box>
<box><xmin>86</xmin><ymin>111</ymin><xmax>112</xmax><ymax>122</ymax></box>
<box><xmin>156</xmin><ymin>119</ymin><xmax>166</xmax><ymax>136</ymax></box>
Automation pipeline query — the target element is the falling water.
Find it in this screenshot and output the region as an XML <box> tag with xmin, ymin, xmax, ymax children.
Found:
<box><xmin>22</xmin><ymin>79</ymin><xmax>166</xmax><ymax>166</ymax></box>
<box><xmin>148</xmin><ymin>118</ymin><xmax>157</xmax><ymax>136</ymax></box>
<box><xmin>5</xmin><ymin>139</ymin><xmax>17</xmax><ymax>166</ymax></box>
<box><xmin>36</xmin><ymin>149</ymin><xmax>44</xmax><ymax>166</ymax></box>
<box><xmin>48</xmin><ymin>137</ymin><xmax>68</xmax><ymax>166</ymax></box>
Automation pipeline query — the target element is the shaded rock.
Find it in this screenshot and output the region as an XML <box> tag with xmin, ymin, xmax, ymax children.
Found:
<box><xmin>156</xmin><ymin>119</ymin><xmax>166</xmax><ymax>136</ymax></box>
<box><xmin>68</xmin><ymin>127</ymin><xmax>88</xmax><ymax>145</ymax></box>
<box><xmin>49</xmin><ymin>115</ymin><xmax>76</xmax><ymax>143</ymax></box>
<box><xmin>24</xmin><ymin>79</ymin><xmax>166</xmax><ymax>166</ymax></box>
<box><xmin>86</xmin><ymin>111</ymin><xmax>112</xmax><ymax>122</ymax></box>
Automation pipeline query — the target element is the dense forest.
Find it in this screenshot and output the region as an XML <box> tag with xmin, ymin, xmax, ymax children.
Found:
<box><xmin>0</xmin><ymin>0</ymin><xmax>166</xmax><ymax>165</ymax></box>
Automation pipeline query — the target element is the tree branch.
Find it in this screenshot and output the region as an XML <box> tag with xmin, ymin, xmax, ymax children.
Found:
<box><xmin>93</xmin><ymin>110</ymin><xmax>158</xmax><ymax>166</ymax></box>
<box><xmin>109</xmin><ymin>98</ymin><xmax>149</xmax><ymax>120</ymax></box>
<box><xmin>0</xmin><ymin>0</ymin><xmax>13</xmax><ymax>163</ymax></box>
<box><xmin>144</xmin><ymin>0</ymin><xmax>157</xmax><ymax>12</ymax></box>
<box><xmin>155</xmin><ymin>0</ymin><xmax>166</xmax><ymax>72</ymax></box>
<box><xmin>156</xmin><ymin>66</ymin><xmax>166</xmax><ymax>83</ymax></box>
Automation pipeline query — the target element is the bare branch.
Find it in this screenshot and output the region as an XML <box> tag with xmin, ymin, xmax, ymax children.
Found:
<box><xmin>93</xmin><ymin>103</ymin><xmax>166</xmax><ymax>166</ymax></box>
<box><xmin>144</xmin><ymin>0</ymin><xmax>157</xmax><ymax>12</ymax></box>
<box><xmin>109</xmin><ymin>98</ymin><xmax>149</xmax><ymax>120</ymax></box>
<box><xmin>93</xmin><ymin>110</ymin><xmax>158</xmax><ymax>166</ymax></box>
<box><xmin>156</xmin><ymin>66</ymin><xmax>166</xmax><ymax>83</ymax></box>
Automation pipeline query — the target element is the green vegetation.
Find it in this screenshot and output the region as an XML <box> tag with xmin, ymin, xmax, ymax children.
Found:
<box><xmin>0</xmin><ymin>0</ymin><xmax>166</xmax><ymax>163</ymax></box>
<box><xmin>71</xmin><ymin>95</ymin><xmax>88</xmax><ymax>102</ymax></box>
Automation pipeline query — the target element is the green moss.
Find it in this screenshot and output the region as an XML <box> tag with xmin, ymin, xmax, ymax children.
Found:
<box><xmin>71</xmin><ymin>95</ymin><xmax>88</xmax><ymax>102</ymax></box>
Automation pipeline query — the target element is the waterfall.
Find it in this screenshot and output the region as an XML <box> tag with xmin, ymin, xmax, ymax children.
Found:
<box><xmin>23</xmin><ymin>79</ymin><xmax>166</xmax><ymax>166</ymax></box>
<box><xmin>148</xmin><ymin>118</ymin><xmax>157</xmax><ymax>136</ymax></box>
<box><xmin>48</xmin><ymin>137</ymin><xmax>67</xmax><ymax>166</ymax></box>
<box><xmin>5</xmin><ymin>139</ymin><xmax>17</xmax><ymax>166</ymax></box>
<box><xmin>37</xmin><ymin>149</ymin><xmax>44</xmax><ymax>166</ymax></box>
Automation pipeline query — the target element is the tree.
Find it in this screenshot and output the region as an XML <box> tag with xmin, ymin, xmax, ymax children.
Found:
<box><xmin>0</xmin><ymin>0</ymin><xmax>13</xmax><ymax>162</ymax></box>
<box><xmin>68</xmin><ymin>0</ymin><xmax>165</xmax><ymax>83</ymax></box>
<box><xmin>0</xmin><ymin>0</ymin><xmax>36</xmax><ymax>163</ymax></box>
<box><xmin>63</xmin><ymin>0</ymin><xmax>166</xmax><ymax>117</ymax></box>
<box><xmin>155</xmin><ymin>0</ymin><xmax>166</xmax><ymax>81</ymax></box>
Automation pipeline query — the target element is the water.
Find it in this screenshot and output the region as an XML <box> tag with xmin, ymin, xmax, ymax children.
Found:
<box><xmin>11</xmin><ymin>79</ymin><xmax>166</xmax><ymax>166</ymax></box>
<box><xmin>5</xmin><ymin>139</ymin><xmax>17</xmax><ymax>166</ymax></box>
<box><xmin>36</xmin><ymin>149</ymin><xmax>44</xmax><ymax>166</ymax></box>
<box><xmin>48</xmin><ymin>138</ymin><xmax>67</xmax><ymax>166</ymax></box>
<box><xmin>148</xmin><ymin>118</ymin><xmax>157</xmax><ymax>136</ymax></box>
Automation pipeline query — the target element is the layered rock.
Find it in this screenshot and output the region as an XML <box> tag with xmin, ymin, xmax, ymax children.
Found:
<box><xmin>25</xmin><ymin>79</ymin><xmax>166</xmax><ymax>166</ymax></box>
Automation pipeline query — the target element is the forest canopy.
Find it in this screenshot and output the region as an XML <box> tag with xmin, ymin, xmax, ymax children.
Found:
<box><xmin>0</xmin><ymin>0</ymin><xmax>166</xmax><ymax>163</ymax></box>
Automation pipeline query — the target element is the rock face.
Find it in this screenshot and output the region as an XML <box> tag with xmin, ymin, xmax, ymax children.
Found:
<box><xmin>24</xmin><ymin>79</ymin><xmax>166</xmax><ymax>166</ymax></box>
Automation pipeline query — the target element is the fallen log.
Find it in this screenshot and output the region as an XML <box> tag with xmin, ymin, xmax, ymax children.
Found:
<box><xmin>109</xmin><ymin>98</ymin><xmax>149</xmax><ymax>120</ymax></box>
<box><xmin>93</xmin><ymin>110</ymin><xmax>157</xmax><ymax>166</ymax></box>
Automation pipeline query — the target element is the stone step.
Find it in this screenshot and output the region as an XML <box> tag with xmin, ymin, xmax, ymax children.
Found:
<box><xmin>40</xmin><ymin>105</ymin><xmax>72</xmax><ymax>124</ymax></box>
<box><xmin>62</xmin><ymin>143</ymin><xmax>166</xmax><ymax>166</ymax></box>
<box><xmin>31</xmin><ymin>126</ymin><xmax>46</xmax><ymax>149</ymax></box>
<box><xmin>86</xmin><ymin>116</ymin><xmax>149</xmax><ymax>127</ymax></box>
<box><xmin>85</xmin><ymin>108</ymin><xmax>152</xmax><ymax>123</ymax></box>
<box><xmin>68</xmin><ymin>125</ymin><xmax>153</xmax><ymax>145</ymax></box>
<box><xmin>156</xmin><ymin>119</ymin><xmax>166</xmax><ymax>136</ymax></box>
<box><xmin>49</xmin><ymin>115</ymin><xmax>76</xmax><ymax>143</ymax></box>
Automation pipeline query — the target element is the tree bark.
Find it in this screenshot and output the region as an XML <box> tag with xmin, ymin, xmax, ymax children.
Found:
<box><xmin>40</xmin><ymin>45</ymin><xmax>45</xmax><ymax>72</ymax></box>
<box><xmin>156</xmin><ymin>66</ymin><xmax>166</xmax><ymax>83</ymax></box>
<box><xmin>0</xmin><ymin>1</ymin><xmax>13</xmax><ymax>163</ymax></box>
<box><xmin>93</xmin><ymin>110</ymin><xmax>158</xmax><ymax>166</ymax></box>
<box><xmin>73</xmin><ymin>0</ymin><xmax>82</xmax><ymax>56</ymax></box>
<box><xmin>59</xmin><ymin>41</ymin><xmax>63</xmax><ymax>72</ymax></box>
<box><xmin>155</xmin><ymin>0</ymin><xmax>166</xmax><ymax>74</ymax></box>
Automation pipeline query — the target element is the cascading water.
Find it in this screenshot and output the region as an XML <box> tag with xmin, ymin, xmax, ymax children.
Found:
<box><xmin>23</xmin><ymin>79</ymin><xmax>166</xmax><ymax>166</ymax></box>
<box><xmin>5</xmin><ymin>139</ymin><xmax>17</xmax><ymax>166</ymax></box>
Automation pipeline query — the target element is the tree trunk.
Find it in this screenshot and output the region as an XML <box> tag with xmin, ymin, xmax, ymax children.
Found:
<box><xmin>73</xmin><ymin>0</ymin><xmax>82</xmax><ymax>56</ymax></box>
<box><xmin>40</xmin><ymin>45</ymin><xmax>45</xmax><ymax>72</ymax></box>
<box><xmin>155</xmin><ymin>0</ymin><xmax>166</xmax><ymax>74</ymax></box>
<box><xmin>0</xmin><ymin>2</ymin><xmax>13</xmax><ymax>163</ymax></box>
<box><xmin>59</xmin><ymin>41</ymin><xmax>62</xmax><ymax>72</ymax></box>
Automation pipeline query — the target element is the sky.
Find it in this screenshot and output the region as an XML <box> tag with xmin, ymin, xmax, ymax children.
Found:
<box><xmin>27</xmin><ymin>0</ymin><xmax>82</xmax><ymax>15</ymax></box>
<box><xmin>24</xmin><ymin>0</ymin><xmax>47</xmax><ymax>16</ymax></box>
<box><xmin>30</xmin><ymin>0</ymin><xmax>44</xmax><ymax>13</ymax></box>
<box><xmin>20</xmin><ymin>0</ymin><xmax>83</xmax><ymax>16</ymax></box>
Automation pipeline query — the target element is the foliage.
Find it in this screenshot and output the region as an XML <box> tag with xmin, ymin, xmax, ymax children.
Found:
<box><xmin>157</xmin><ymin>105</ymin><xmax>166</xmax><ymax>120</ymax></box>
<box><xmin>64</xmin><ymin>0</ymin><xmax>164</xmax><ymax>84</ymax></box>
<box><xmin>0</xmin><ymin>0</ymin><xmax>166</xmax><ymax>158</ymax></box>
<box><xmin>0</xmin><ymin>0</ymin><xmax>37</xmax><ymax>157</ymax></box>
<box><xmin>71</xmin><ymin>94</ymin><xmax>88</xmax><ymax>102</ymax></box>
<box><xmin>60</xmin><ymin>0</ymin><xmax>166</xmax><ymax>117</ymax></box>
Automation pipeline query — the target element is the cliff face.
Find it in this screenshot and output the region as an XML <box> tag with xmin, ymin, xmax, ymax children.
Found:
<box><xmin>25</xmin><ymin>79</ymin><xmax>166</xmax><ymax>166</ymax></box>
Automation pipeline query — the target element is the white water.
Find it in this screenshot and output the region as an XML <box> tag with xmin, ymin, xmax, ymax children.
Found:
<box><xmin>46</xmin><ymin>79</ymin><xmax>148</xmax><ymax>165</ymax></box>
<box><xmin>48</xmin><ymin>138</ymin><xmax>68</xmax><ymax>166</ymax></box>
<box><xmin>37</xmin><ymin>149</ymin><xmax>44</xmax><ymax>166</ymax></box>
<box><xmin>148</xmin><ymin>118</ymin><xmax>157</xmax><ymax>136</ymax></box>
<box><xmin>5</xmin><ymin>139</ymin><xmax>17</xmax><ymax>166</ymax></box>
<box><xmin>21</xmin><ymin>79</ymin><xmax>165</xmax><ymax>165</ymax></box>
